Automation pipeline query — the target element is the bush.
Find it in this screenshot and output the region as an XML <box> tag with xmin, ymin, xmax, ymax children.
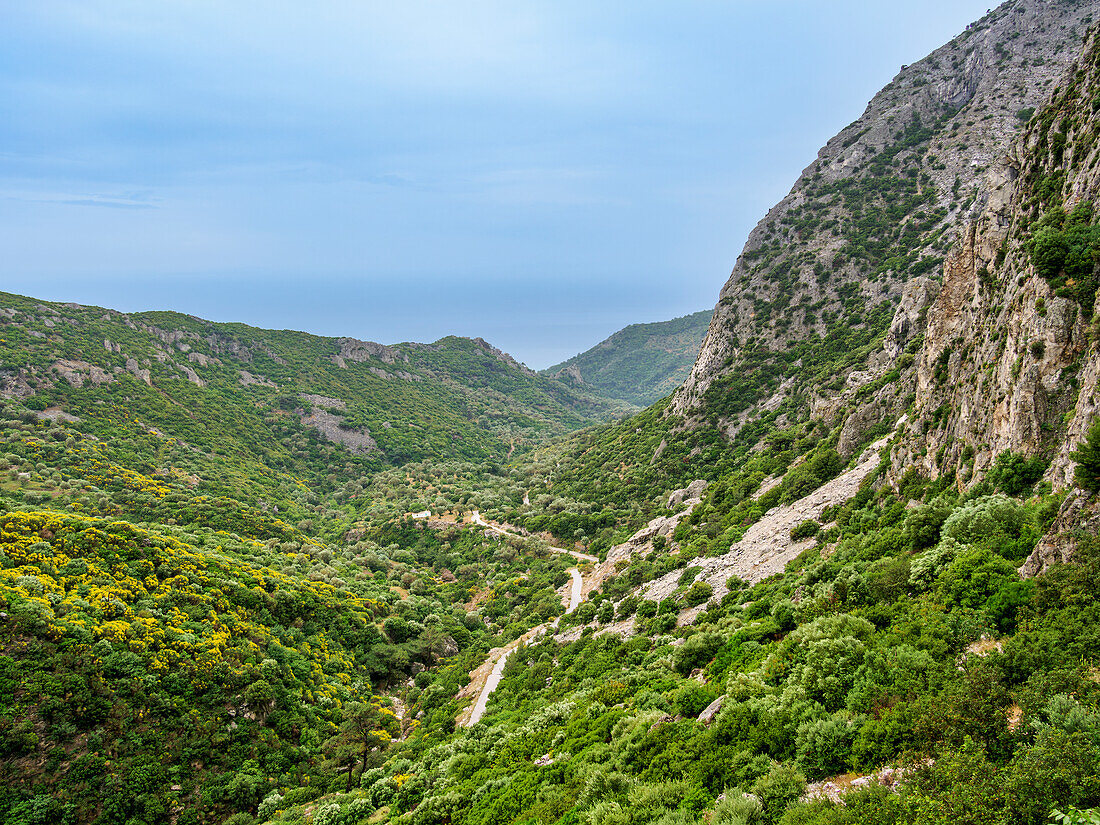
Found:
<box><xmin>1074</xmin><ymin>419</ymin><xmax>1100</xmax><ymax>492</ymax></box>
<box><xmin>987</xmin><ymin>450</ymin><xmax>1047</xmax><ymax>497</ymax></box>
<box><xmin>752</xmin><ymin>763</ymin><xmax>807</xmax><ymax>825</ymax></box>
<box><xmin>940</xmin><ymin>495</ymin><xmax>1023</xmax><ymax>546</ymax></box>
<box><xmin>1026</xmin><ymin>204</ymin><xmax>1100</xmax><ymax>317</ymax></box>
<box><xmin>683</xmin><ymin>580</ymin><xmax>714</xmax><ymax>607</ymax></box>
<box><xmin>796</xmin><ymin>714</ymin><xmax>857</xmax><ymax>779</ymax></box>
<box><xmin>934</xmin><ymin>545</ymin><xmax>1019</xmax><ymax>612</ymax></box>
<box><xmin>675</xmin><ymin>684</ymin><xmax>716</xmax><ymax>718</ymax></box>
<box><xmin>675</xmin><ymin>631</ymin><xmax>723</xmax><ymax>675</ymax></box>
<box><xmin>790</xmin><ymin>520</ymin><xmax>821</xmax><ymax>542</ymax></box>
<box><xmin>711</xmin><ymin>792</ymin><xmax>763</xmax><ymax>825</ymax></box>
<box><xmin>904</xmin><ymin>498</ymin><xmax>952</xmax><ymax>549</ymax></box>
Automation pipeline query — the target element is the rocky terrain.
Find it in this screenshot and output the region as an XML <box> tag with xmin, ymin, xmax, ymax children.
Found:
<box><xmin>674</xmin><ymin>0</ymin><xmax>1097</xmax><ymax>430</ymax></box>
<box><xmin>643</xmin><ymin>436</ymin><xmax>892</xmax><ymax>603</ymax></box>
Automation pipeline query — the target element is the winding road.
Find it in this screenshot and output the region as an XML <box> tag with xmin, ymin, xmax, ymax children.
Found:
<box><xmin>463</xmin><ymin>512</ymin><xmax>593</xmax><ymax>726</ymax></box>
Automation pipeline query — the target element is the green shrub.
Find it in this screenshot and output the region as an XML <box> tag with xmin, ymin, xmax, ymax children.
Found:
<box><xmin>752</xmin><ymin>763</ymin><xmax>807</xmax><ymax>825</ymax></box>
<box><xmin>796</xmin><ymin>714</ymin><xmax>857</xmax><ymax>779</ymax></box>
<box><xmin>988</xmin><ymin>450</ymin><xmax>1047</xmax><ymax>496</ymax></box>
<box><xmin>790</xmin><ymin>520</ymin><xmax>821</xmax><ymax>541</ymax></box>
<box><xmin>1073</xmin><ymin>419</ymin><xmax>1100</xmax><ymax>491</ymax></box>
<box><xmin>683</xmin><ymin>580</ymin><xmax>714</xmax><ymax>607</ymax></box>
<box><xmin>1026</xmin><ymin>204</ymin><xmax>1100</xmax><ymax>317</ymax></box>
<box><xmin>675</xmin><ymin>632</ymin><xmax>723</xmax><ymax>675</ymax></box>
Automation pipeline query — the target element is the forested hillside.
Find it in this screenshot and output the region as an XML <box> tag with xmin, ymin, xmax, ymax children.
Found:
<box><xmin>0</xmin><ymin>291</ymin><xmax>628</xmax><ymax>484</ymax></box>
<box><xmin>544</xmin><ymin>311</ymin><xmax>712</xmax><ymax>406</ymax></box>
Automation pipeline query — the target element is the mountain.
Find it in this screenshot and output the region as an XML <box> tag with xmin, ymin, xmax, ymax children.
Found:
<box><xmin>536</xmin><ymin>0</ymin><xmax>1099</xmax><ymax>517</ymax></box>
<box><xmin>542</xmin><ymin>310</ymin><xmax>712</xmax><ymax>406</ymax></box>
<box><xmin>673</xmin><ymin>0</ymin><xmax>1096</xmax><ymax>435</ymax></box>
<box><xmin>11</xmin><ymin>3</ymin><xmax>1100</xmax><ymax>824</ymax></box>
<box><xmin>0</xmin><ymin>291</ymin><xmax>631</xmax><ymax>501</ymax></box>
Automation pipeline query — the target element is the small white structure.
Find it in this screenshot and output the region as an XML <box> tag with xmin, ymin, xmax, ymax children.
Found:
<box><xmin>411</xmin><ymin>510</ymin><xmax>431</xmax><ymax>519</ymax></box>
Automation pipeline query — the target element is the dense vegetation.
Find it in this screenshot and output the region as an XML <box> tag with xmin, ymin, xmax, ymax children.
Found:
<box><xmin>264</xmin><ymin>460</ymin><xmax>1100</xmax><ymax>825</ymax></box>
<box><xmin>0</xmin><ymin>291</ymin><xmax>627</xmax><ymax>492</ymax></box>
<box><xmin>0</xmin><ymin>396</ymin><xmax>580</xmax><ymax>824</ymax></box>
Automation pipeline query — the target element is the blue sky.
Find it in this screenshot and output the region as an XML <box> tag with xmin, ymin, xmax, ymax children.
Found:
<box><xmin>2</xmin><ymin>1</ymin><xmax>996</xmax><ymax>368</ymax></box>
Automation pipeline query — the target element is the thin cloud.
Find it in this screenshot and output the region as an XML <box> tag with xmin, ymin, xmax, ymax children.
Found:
<box><xmin>2</xmin><ymin>190</ymin><xmax>160</xmax><ymax>209</ymax></box>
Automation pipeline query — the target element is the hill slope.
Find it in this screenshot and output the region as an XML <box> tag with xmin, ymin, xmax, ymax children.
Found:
<box><xmin>13</xmin><ymin>4</ymin><xmax>1100</xmax><ymax>825</ymax></box>
<box><xmin>0</xmin><ymin>291</ymin><xmax>630</xmax><ymax>505</ymax></box>
<box><xmin>534</xmin><ymin>0</ymin><xmax>1099</xmax><ymax>519</ymax></box>
<box><xmin>542</xmin><ymin>310</ymin><xmax>712</xmax><ymax>406</ymax></box>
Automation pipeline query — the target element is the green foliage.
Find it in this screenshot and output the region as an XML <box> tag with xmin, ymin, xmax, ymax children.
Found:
<box><xmin>1074</xmin><ymin>419</ymin><xmax>1100</xmax><ymax>491</ymax></box>
<box><xmin>752</xmin><ymin>763</ymin><xmax>807</xmax><ymax>824</ymax></box>
<box><xmin>790</xmin><ymin>520</ymin><xmax>821</xmax><ymax>542</ymax></box>
<box><xmin>544</xmin><ymin>311</ymin><xmax>713</xmax><ymax>406</ymax></box>
<box><xmin>1052</xmin><ymin>808</ymin><xmax>1100</xmax><ymax>825</ymax></box>
<box><xmin>1026</xmin><ymin>203</ymin><xmax>1100</xmax><ymax>318</ymax></box>
<box><xmin>988</xmin><ymin>451</ymin><xmax>1049</xmax><ymax>497</ymax></box>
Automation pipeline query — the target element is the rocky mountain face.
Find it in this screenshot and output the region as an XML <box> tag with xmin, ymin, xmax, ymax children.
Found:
<box><xmin>886</xmin><ymin>25</ymin><xmax>1100</xmax><ymax>488</ymax></box>
<box><xmin>544</xmin><ymin>310</ymin><xmax>712</xmax><ymax>406</ymax></box>
<box><xmin>889</xmin><ymin>19</ymin><xmax>1100</xmax><ymax>573</ymax></box>
<box><xmin>673</xmin><ymin>0</ymin><xmax>1098</xmax><ymax>441</ymax></box>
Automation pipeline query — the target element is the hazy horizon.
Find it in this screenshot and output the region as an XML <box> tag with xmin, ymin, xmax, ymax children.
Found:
<box><xmin>3</xmin><ymin>1</ymin><xmax>996</xmax><ymax>368</ymax></box>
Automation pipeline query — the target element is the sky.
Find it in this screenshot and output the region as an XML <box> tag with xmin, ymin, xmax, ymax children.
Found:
<box><xmin>1</xmin><ymin>1</ymin><xmax>997</xmax><ymax>368</ymax></box>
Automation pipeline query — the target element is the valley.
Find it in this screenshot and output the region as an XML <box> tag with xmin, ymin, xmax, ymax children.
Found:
<box><xmin>8</xmin><ymin>2</ymin><xmax>1100</xmax><ymax>825</ymax></box>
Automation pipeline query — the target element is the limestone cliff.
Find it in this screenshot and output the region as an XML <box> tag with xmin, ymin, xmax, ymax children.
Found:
<box><xmin>673</xmin><ymin>0</ymin><xmax>1097</xmax><ymax>437</ymax></box>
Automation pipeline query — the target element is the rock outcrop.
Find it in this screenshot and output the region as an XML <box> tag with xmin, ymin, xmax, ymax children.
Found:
<box><xmin>335</xmin><ymin>337</ymin><xmax>408</xmax><ymax>365</ymax></box>
<box><xmin>673</xmin><ymin>0</ymin><xmax>1096</xmax><ymax>429</ymax></box>
<box><xmin>644</xmin><ymin>437</ymin><xmax>890</xmax><ymax>602</ymax></box>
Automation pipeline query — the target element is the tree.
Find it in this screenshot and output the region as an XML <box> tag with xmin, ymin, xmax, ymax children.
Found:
<box><xmin>1073</xmin><ymin>419</ymin><xmax>1100</xmax><ymax>492</ymax></box>
<box><xmin>323</xmin><ymin>700</ymin><xmax>398</xmax><ymax>792</ymax></box>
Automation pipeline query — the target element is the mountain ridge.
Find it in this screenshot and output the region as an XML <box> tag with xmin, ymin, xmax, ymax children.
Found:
<box><xmin>542</xmin><ymin>310</ymin><xmax>712</xmax><ymax>406</ymax></box>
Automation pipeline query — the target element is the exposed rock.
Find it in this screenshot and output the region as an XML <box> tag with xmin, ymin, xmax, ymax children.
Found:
<box><xmin>299</xmin><ymin>393</ymin><xmax>346</xmax><ymax>410</ymax></box>
<box><xmin>697</xmin><ymin>695</ymin><xmax>724</xmax><ymax>726</ymax></box>
<box><xmin>207</xmin><ymin>333</ymin><xmax>255</xmax><ymax>362</ymax></box>
<box><xmin>883</xmin><ymin>276</ymin><xmax>937</xmax><ymax>360</ymax></box>
<box><xmin>0</xmin><ymin>370</ymin><xmax>37</xmax><ymax>399</ymax></box>
<box><xmin>36</xmin><ymin>407</ymin><xmax>80</xmax><ymax>423</ymax></box>
<box><xmin>583</xmin><ymin>494</ymin><xmax>705</xmax><ymax>599</ymax></box>
<box><xmin>645</xmin><ymin>436</ymin><xmax>890</xmax><ymax>601</ymax></box>
<box><xmin>668</xmin><ymin>480</ymin><xmax>708</xmax><ymax>508</ymax></box>
<box><xmin>125</xmin><ymin>358</ymin><xmax>152</xmax><ymax>385</ymax></box>
<box><xmin>300</xmin><ymin>408</ymin><xmax>379</xmax><ymax>455</ymax></box>
<box><xmin>175</xmin><ymin>364</ymin><xmax>205</xmax><ymax>387</ymax></box>
<box><xmin>238</xmin><ymin>370</ymin><xmax>276</xmax><ymax>388</ymax></box>
<box><xmin>671</xmin><ymin>0</ymin><xmax>1094</xmax><ymax>425</ymax></box>
<box><xmin>556</xmin><ymin>364</ymin><xmax>584</xmax><ymax>384</ymax></box>
<box><xmin>336</xmin><ymin>337</ymin><xmax>408</xmax><ymax>365</ymax></box>
<box><xmin>884</xmin><ymin>23</ymin><xmax>1100</xmax><ymax>497</ymax></box>
<box><xmin>837</xmin><ymin>401</ymin><xmax>888</xmax><ymax>459</ymax></box>
<box><xmin>1021</xmin><ymin>490</ymin><xmax>1100</xmax><ymax>578</ymax></box>
<box><xmin>52</xmin><ymin>360</ymin><xmax>113</xmax><ymax>388</ymax></box>
<box><xmin>187</xmin><ymin>351</ymin><xmax>219</xmax><ymax>367</ymax></box>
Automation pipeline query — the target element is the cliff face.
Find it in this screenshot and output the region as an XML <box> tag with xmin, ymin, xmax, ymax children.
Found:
<box><xmin>885</xmin><ymin>20</ymin><xmax>1100</xmax><ymax>573</ymax></box>
<box><xmin>889</xmin><ymin>21</ymin><xmax>1100</xmax><ymax>487</ymax></box>
<box><xmin>673</xmin><ymin>0</ymin><xmax>1098</xmax><ymax>434</ymax></box>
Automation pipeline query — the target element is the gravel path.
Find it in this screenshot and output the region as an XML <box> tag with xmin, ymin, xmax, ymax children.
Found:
<box><xmin>462</xmin><ymin>513</ymin><xmax>587</xmax><ymax>727</ymax></box>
